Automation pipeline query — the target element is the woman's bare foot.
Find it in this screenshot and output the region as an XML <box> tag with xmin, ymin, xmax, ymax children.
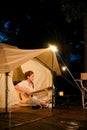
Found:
<box><xmin>41</xmin><ymin>100</ymin><xmax>48</xmax><ymax>107</ymax></box>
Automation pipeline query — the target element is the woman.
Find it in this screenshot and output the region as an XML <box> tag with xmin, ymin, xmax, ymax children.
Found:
<box><xmin>14</xmin><ymin>70</ymin><xmax>48</xmax><ymax>108</ymax></box>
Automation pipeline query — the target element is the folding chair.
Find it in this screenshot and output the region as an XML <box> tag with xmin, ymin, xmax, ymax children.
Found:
<box><xmin>76</xmin><ymin>73</ymin><xmax>87</xmax><ymax>109</ymax></box>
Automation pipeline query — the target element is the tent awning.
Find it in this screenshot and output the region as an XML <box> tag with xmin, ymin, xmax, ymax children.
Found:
<box><xmin>0</xmin><ymin>43</ymin><xmax>61</xmax><ymax>75</ymax></box>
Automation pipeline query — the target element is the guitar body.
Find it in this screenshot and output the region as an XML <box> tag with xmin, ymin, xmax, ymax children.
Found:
<box><xmin>17</xmin><ymin>91</ymin><xmax>32</xmax><ymax>103</ymax></box>
<box><xmin>16</xmin><ymin>86</ymin><xmax>52</xmax><ymax>103</ymax></box>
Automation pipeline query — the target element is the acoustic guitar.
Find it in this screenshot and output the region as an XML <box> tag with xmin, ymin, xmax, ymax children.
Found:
<box><xmin>17</xmin><ymin>86</ymin><xmax>52</xmax><ymax>103</ymax></box>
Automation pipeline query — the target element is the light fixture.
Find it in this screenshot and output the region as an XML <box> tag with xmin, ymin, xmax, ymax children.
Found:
<box><xmin>58</xmin><ymin>91</ymin><xmax>64</xmax><ymax>96</ymax></box>
<box><xmin>49</xmin><ymin>45</ymin><xmax>58</xmax><ymax>52</ymax></box>
<box><xmin>62</xmin><ymin>66</ymin><xmax>66</xmax><ymax>71</ymax></box>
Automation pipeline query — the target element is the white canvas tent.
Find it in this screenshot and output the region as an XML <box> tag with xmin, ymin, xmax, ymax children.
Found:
<box><xmin>0</xmin><ymin>43</ymin><xmax>61</xmax><ymax>111</ymax></box>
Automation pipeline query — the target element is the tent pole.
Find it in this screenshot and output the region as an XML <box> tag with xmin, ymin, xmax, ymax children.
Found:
<box><xmin>52</xmin><ymin>51</ymin><xmax>54</xmax><ymax>110</ymax></box>
<box><xmin>5</xmin><ymin>72</ymin><xmax>9</xmax><ymax>113</ymax></box>
<box><xmin>52</xmin><ymin>52</ymin><xmax>55</xmax><ymax>111</ymax></box>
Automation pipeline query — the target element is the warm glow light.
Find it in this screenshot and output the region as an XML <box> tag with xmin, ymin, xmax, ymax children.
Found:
<box><xmin>58</xmin><ymin>91</ymin><xmax>64</xmax><ymax>96</ymax></box>
<box><xmin>49</xmin><ymin>45</ymin><xmax>57</xmax><ymax>52</ymax></box>
<box><xmin>62</xmin><ymin>66</ymin><xmax>66</xmax><ymax>71</ymax></box>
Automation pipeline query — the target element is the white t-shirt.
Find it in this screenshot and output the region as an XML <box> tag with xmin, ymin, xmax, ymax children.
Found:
<box><xmin>17</xmin><ymin>80</ymin><xmax>41</xmax><ymax>105</ymax></box>
<box><xmin>18</xmin><ymin>80</ymin><xmax>34</xmax><ymax>92</ymax></box>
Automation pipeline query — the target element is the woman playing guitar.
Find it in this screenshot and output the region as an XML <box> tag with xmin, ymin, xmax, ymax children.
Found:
<box><xmin>14</xmin><ymin>70</ymin><xmax>48</xmax><ymax>108</ymax></box>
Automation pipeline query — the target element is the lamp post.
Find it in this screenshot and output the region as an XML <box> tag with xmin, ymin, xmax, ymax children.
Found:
<box><xmin>49</xmin><ymin>45</ymin><xmax>57</xmax><ymax>110</ymax></box>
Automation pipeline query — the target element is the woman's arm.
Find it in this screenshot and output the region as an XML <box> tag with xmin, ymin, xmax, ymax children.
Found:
<box><xmin>14</xmin><ymin>84</ymin><xmax>32</xmax><ymax>94</ymax></box>
<box><xmin>15</xmin><ymin>84</ymin><xmax>24</xmax><ymax>92</ymax></box>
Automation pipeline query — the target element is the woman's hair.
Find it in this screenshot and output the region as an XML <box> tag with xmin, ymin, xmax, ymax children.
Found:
<box><xmin>25</xmin><ymin>70</ymin><xmax>34</xmax><ymax>88</ymax></box>
<box><xmin>25</xmin><ymin>70</ymin><xmax>34</xmax><ymax>79</ymax></box>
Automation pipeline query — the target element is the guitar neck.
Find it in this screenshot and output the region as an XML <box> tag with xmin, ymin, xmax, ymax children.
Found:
<box><xmin>32</xmin><ymin>86</ymin><xmax>52</xmax><ymax>95</ymax></box>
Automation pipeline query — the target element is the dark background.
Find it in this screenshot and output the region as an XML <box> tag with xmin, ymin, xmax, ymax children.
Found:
<box><xmin>0</xmin><ymin>2</ymin><xmax>85</xmax><ymax>99</ymax></box>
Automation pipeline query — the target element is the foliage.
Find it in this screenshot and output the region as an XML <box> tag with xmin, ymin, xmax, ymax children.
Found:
<box><xmin>61</xmin><ymin>0</ymin><xmax>86</xmax><ymax>23</ymax></box>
